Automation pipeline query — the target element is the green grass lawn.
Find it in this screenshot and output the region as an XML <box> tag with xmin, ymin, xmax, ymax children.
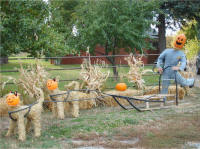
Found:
<box><xmin>0</xmin><ymin>59</ymin><xmax>159</xmax><ymax>92</ymax></box>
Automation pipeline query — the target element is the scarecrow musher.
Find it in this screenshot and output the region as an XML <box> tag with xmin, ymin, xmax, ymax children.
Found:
<box><xmin>156</xmin><ymin>34</ymin><xmax>195</xmax><ymax>101</ymax></box>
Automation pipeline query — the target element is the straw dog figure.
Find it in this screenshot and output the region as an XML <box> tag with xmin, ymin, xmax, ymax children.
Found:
<box><xmin>47</xmin><ymin>79</ymin><xmax>79</xmax><ymax>119</ymax></box>
<box><xmin>5</xmin><ymin>88</ymin><xmax>44</xmax><ymax>141</ymax></box>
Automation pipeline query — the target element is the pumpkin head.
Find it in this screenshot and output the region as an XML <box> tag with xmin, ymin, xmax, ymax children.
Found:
<box><xmin>6</xmin><ymin>91</ymin><xmax>20</xmax><ymax>106</ymax></box>
<box><xmin>173</xmin><ymin>34</ymin><xmax>187</xmax><ymax>49</ymax></box>
<box><xmin>115</xmin><ymin>83</ymin><xmax>127</xmax><ymax>91</ymax></box>
<box><xmin>46</xmin><ymin>78</ymin><xmax>58</xmax><ymax>90</ymax></box>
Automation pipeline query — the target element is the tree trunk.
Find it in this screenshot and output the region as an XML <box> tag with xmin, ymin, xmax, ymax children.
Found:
<box><xmin>158</xmin><ymin>13</ymin><xmax>166</xmax><ymax>52</ymax></box>
<box><xmin>0</xmin><ymin>56</ymin><xmax>8</xmax><ymax>64</ymax></box>
<box><xmin>104</xmin><ymin>43</ymin><xmax>118</xmax><ymax>80</ymax></box>
<box><xmin>111</xmin><ymin>57</ymin><xmax>118</xmax><ymax>80</ymax></box>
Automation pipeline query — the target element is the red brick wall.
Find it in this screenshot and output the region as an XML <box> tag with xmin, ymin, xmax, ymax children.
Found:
<box><xmin>60</xmin><ymin>45</ymin><xmax>159</xmax><ymax>65</ymax></box>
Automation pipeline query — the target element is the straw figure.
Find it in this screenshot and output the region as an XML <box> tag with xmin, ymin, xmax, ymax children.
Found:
<box><xmin>5</xmin><ymin>88</ymin><xmax>44</xmax><ymax>141</ymax></box>
<box><xmin>64</xmin><ymin>81</ymin><xmax>97</xmax><ymax>111</ymax></box>
<box><xmin>4</xmin><ymin>61</ymin><xmax>49</xmax><ymax>141</ymax></box>
<box><xmin>47</xmin><ymin>78</ymin><xmax>80</xmax><ymax>119</ymax></box>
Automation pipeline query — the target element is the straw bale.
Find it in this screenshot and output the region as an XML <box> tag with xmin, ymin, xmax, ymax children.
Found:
<box><xmin>144</xmin><ymin>86</ymin><xmax>185</xmax><ymax>100</ymax></box>
<box><xmin>100</xmin><ymin>89</ymin><xmax>142</xmax><ymax>107</ymax></box>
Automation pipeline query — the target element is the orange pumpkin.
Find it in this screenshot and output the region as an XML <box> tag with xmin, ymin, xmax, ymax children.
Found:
<box><xmin>115</xmin><ymin>83</ymin><xmax>127</xmax><ymax>91</ymax></box>
<box><xmin>46</xmin><ymin>79</ymin><xmax>58</xmax><ymax>90</ymax></box>
<box><xmin>6</xmin><ymin>92</ymin><xmax>20</xmax><ymax>106</ymax></box>
<box><xmin>173</xmin><ymin>34</ymin><xmax>187</xmax><ymax>49</ymax></box>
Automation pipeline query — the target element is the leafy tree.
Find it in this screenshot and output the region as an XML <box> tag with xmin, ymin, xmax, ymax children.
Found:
<box><xmin>68</xmin><ymin>0</ymin><xmax>158</xmax><ymax>77</ymax></box>
<box><xmin>185</xmin><ymin>37</ymin><xmax>199</xmax><ymax>60</ymax></box>
<box><xmin>0</xmin><ymin>0</ymin><xmax>69</xmax><ymax>64</ymax></box>
<box><xmin>178</xmin><ymin>20</ymin><xmax>200</xmax><ymax>59</ymax></box>
<box><xmin>157</xmin><ymin>0</ymin><xmax>200</xmax><ymax>52</ymax></box>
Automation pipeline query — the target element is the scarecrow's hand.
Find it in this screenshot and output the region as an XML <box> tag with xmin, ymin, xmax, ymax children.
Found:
<box><xmin>172</xmin><ymin>66</ymin><xmax>179</xmax><ymax>71</ymax></box>
<box><xmin>158</xmin><ymin>68</ymin><xmax>163</xmax><ymax>74</ymax></box>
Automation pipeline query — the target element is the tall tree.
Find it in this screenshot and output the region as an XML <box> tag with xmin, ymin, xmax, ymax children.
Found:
<box><xmin>0</xmin><ymin>0</ymin><xmax>68</xmax><ymax>64</ymax></box>
<box><xmin>68</xmin><ymin>0</ymin><xmax>158</xmax><ymax>78</ymax></box>
<box><xmin>157</xmin><ymin>0</ymin><xmax>200</xmax><ymax>52</ymax></box>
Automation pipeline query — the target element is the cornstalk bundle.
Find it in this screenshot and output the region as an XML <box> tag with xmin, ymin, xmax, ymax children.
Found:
<box><xmin>17</xmin><ymin>60</ymin><xmax>49</xmax><ymax>103</ymax></box>
<box><xmin>124</xmin><ymin>53</ymin><xmax>151</xmax><ymax>90</ymax></box>
<box><xmin>80</xmin><ymin>57</ymin><xmax>110</xmax><ymax>91</ymax></box>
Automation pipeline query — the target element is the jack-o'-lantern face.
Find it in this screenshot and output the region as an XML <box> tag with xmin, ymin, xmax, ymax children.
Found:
<box><xmin>46</xmin><ymin>79</ymin><xmax>58</xmax><ymax>90</ymax></box>
<box><xmin>173</xmin><ymin>34</ymin><xmax>187</xmax><ymax>49</ymax></box>
<box><xmin>6</xmin><ymin>91</ymin><xmax>20</xmax><ymax>106</ymax></box>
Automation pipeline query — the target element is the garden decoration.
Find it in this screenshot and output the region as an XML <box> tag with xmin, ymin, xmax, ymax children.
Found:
<box><xmin>155</xmin><ymin>34</ymin><xmax>194</xmax><ymax>105</ymax></box>
<box><xmin>47</xmin><ymin>78</ymin><xmax>79</xmax><ymax>119</ymax></box>
<box><xmin>115</xmin><ymin>83</ymin><xmax>127</xmax><ymax>91</ymax></box>
<box><xmin>101</xmin><ymin>54</ymin><xmax>186</xmax><ymax>111</ymax></box>
<box><xmin>5</xmin><ymin>88</ymin><xmax>44</xmax><ymax>141</ymax></box>
<box><xmin>173</xmin><ymin>34</ymin><xmax>187</xmax><ymax>49</ymax></box>
<box><xmin>46</xmin><ymin>58</ymin><xmax>110</xmax><ymax>118</ymax></box>
<box><xmin>3</xmin><ymin>61</ymin><xmax>48</xmax><ymax>141</ymax></box>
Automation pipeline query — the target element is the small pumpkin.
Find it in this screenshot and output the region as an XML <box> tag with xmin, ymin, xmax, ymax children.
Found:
<box><xmin>115</xmin><ymin>83</ymin><xmax>127</xmax><ymax>91</ymax></box>
<box><xmin>173</xmin><ymin>34</ymin><xmax>187</xmax><ymax>49</ymax></box>
<box><xmin>6</xmin><ymin>91</ymin><xmax>20</xmax><ymax>106</ymax></box>
<box><xmin>46</xmin><ymin>78</ymin><xmax>58</xmax><ymax>90</ymax></box>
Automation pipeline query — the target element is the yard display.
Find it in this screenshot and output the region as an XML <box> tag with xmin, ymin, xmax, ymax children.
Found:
<box><xmin>0</xmin><ymin>53</ymin><xmax>196</xmax><ymax>142</ymax></box>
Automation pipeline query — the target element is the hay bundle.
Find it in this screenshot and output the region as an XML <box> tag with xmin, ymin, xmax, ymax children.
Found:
<box><xmin>100</xmin><ymin>89</ymin><xmax>142</xmax><ymax>107</ymax></box>
<box><xmin>144</xmin><ymin>86</ymin><xmax>185</xmax><ymax>100</ymax></box>
<box><xmin>124</xmin><ymin>53</ymin><xmax>152</xmax><ymax>90</ymax></box>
